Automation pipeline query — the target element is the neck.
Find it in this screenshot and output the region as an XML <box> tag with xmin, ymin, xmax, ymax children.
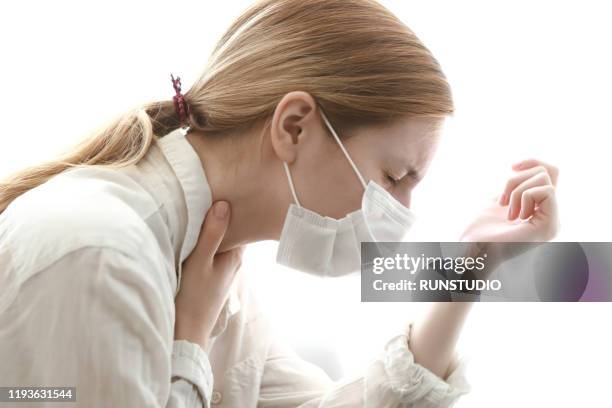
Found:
<box><xmin>185</xmin><ymin>129</ymin><xmax>288</xmax><ymax>252</ymax></box>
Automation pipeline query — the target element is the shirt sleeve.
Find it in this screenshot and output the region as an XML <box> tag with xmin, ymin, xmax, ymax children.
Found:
<box><xmin>170</xmin><ymin>340</ymin><xmax>214</xmax><ymax>407</ymax></box>
<box><xmin>12</xmin><ymin>246</ymin><xmax>213</xmax><ymax>408</ymax></box>
<box><xmin>258</xmin><ymin>322</ymin><xmax>470</xmax><ymax>408</ymax></box>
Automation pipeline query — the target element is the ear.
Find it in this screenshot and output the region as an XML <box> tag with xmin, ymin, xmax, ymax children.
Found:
<box><xmin>269</xmin><ymin>91</ymin><xmax>319</xmax><ymax>164</ymax></box>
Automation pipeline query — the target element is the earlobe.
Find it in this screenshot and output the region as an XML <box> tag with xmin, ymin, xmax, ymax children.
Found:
<box><xmin>269</xmin><ymin>91</ymin><xmax>317</xmax><ymax>164</ymax></box>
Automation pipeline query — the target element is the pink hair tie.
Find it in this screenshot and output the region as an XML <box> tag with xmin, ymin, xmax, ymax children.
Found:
<box><xmin>170</xmin><ymin>73</ymin><xmax>190</xmax><ymax>124</ymax></box>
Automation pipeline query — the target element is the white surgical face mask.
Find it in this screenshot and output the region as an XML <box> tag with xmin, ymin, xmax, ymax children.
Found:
<box><xmin>276</xmin><ymin>109</ymin><xmax>417</xmax><ymax>277</ymax></box>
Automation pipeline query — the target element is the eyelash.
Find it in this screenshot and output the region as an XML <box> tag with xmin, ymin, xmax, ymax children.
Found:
<box><xmin>386</xmin><ymin>174</ymin><xmax>399</xmax><ymax>185</ymax></box>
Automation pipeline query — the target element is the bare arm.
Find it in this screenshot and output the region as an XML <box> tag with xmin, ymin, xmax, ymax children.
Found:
<box><xmin>408</xmin><ymin>302</ymin><xmax>474</xmax><ymax>379</ymax></box>
<box><xmin>409</xmin><ymin>158</ymin><xmax>560</xmax><ymax>380</ymax></box>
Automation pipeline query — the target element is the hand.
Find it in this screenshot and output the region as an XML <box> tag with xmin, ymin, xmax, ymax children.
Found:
<box><xmin>460</xmin><ymin>158</ymin><xmax>561</xmax><ymax>243</ymax></box>
<box><xmin>174</xmin><ymin>201</ymin><xmax>244</xmax><ymax>350</ymax></box>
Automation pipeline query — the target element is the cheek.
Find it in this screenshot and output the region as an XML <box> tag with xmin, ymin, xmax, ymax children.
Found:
<box><xmin>296</xmin><ymin>149</ymin><xmax>364</xmax><ymax>218</ymax></box>
<box><xmin>345</xmin><ymin>141</ymin><xmax>385</xmax><ymax>188</ymax></box>
<box><xmin>319</xmin><ymin>166</ymin><xmax>364</xmax><ymax>218</ymax></box>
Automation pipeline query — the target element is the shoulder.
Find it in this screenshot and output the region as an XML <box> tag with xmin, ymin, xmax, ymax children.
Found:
<box><xmin>1</xmin><ymin>243</ymin><xmax>174</xmax><ymax>393</ymax></box>
<box><xmin>0</xmin><ymin>166</ymin><xmax>160</xmax><ymax>274</ymax></box>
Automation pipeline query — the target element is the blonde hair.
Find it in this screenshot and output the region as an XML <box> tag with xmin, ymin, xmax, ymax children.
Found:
<box><xmin>0</xmin><ymin>0</ymin><xmax>453</xmax><ymax>214</ymax></box>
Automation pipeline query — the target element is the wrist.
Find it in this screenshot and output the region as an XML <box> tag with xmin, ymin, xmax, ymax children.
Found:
<box><xmin>174</xmin><ymin>319</ymin><xmax>211</xmax><ymax>350</ymax></box>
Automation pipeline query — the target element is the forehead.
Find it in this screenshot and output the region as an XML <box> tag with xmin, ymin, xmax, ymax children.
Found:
<box><xmin>387</xmin><ymin>115</ymin><xmax>441</xmax><ymax>148</ymax></box>
<box><xmin>351</xmin><ymin>116</ymin><xmax>443</xmax><ymax>165</ymax></box>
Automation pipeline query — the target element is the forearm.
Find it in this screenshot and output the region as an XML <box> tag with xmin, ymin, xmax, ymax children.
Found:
<box><xmin>408</xmin><ymin>301</ymin><xmax>474</xmax><ymax>379</ymax></box>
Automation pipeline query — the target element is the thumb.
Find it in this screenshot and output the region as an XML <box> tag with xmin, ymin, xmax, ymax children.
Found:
<box><xmin>214</xmin><ymin>245</ymin><xmax>245</xmax><ymax>274</ymax></box>
<box><xmin>195</xmin><ymin>201</ymin><xmax>231</xmax><ymax>260</ymax></box>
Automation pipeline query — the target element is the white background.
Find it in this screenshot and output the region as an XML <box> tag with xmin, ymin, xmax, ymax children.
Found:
<box><xmin>1</xmin><ymin>1</ymin><xmax>611</xmax><ymax>406</ymax></box>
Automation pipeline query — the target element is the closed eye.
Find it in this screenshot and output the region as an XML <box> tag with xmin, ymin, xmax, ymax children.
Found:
<box><xmin>386</xmin><ymin>173</ymin><xmax>399</xmax><ymax>185</ymax></box>
<box><xmin>407</xmin><ymin>167</ymin><xmax>422</xmax><ymax>183</ymax></box>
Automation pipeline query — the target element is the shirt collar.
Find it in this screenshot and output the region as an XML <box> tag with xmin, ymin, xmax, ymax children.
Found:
<box><xmin>156</xmin><ymin>128</ymin><xmax>241</xmax><ymax>322</ymax></box>
<box><xmin>156</xmin><ymin>128</ymin><xmax>209</xmax><ymax>268</ymax></box>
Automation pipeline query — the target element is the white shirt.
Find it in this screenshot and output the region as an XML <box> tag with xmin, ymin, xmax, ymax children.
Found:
<box><xmin>0</xmin><ymin>128</ymin><xmax>470</xmax><ymax>407</ymax></box>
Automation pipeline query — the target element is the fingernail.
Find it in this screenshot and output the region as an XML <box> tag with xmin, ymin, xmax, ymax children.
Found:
<box><xmin>213</xmin><ymin>201</ymin><xmax>229</xmax><ymax>219</ymax></box>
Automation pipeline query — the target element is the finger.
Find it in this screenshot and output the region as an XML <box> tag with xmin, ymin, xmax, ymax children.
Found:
<box><xmin>518</xmin><ymin>188</ymin><xmax>537</xmax><ymax>220</ymax></box>
<box><xmin>518</xmin><ymin>183</ymin><xmax>555</xmax><ymax>220</ymax></box>
<box><xmin>500</xmin><ymin>166</ymin><xmax>551</xmax><ymax>206</ymax></box>
<box><xmin>195</xmin><ymin>201</ymin><xmax>231</xmax><ymax>262</ymax></box>
<box><xmin>519</xmin><ymin>185</ymin><xmax>560</xmax><ymax>240</ymax></box>
<box><xmin>508</xmin><ymin>172</ymin><xmax>552</xmax><ymax>220</ymax></box>
<box><xmin>511</xmin><ymin>158</ymin><xmax>559</xmax><ymax>186</ymax></box>
<box><xmin>214</xmin><ymin>245</ymin><xmax>244</xmax><ymax>275</ymax></box>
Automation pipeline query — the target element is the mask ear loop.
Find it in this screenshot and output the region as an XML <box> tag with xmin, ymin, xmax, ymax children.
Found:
<box><xmin>283</xmin><ymin>162</ymin><xmax>302</xmax><ymax>208</ymax></box>
<box><xmin>319</xmin><ymin>108</ymin><xmax>368</xmax><ymax>190</ymax></box>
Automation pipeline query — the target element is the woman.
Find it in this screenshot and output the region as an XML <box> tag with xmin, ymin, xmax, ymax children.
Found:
<box><xmin>0</xmin><ymin>0</ymin><xmax>559</xmax><ymax>407</ymax></box>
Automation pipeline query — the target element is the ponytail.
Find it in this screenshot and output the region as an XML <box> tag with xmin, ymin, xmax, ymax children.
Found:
<box><xmin>0</xmin><ymin>99</ymin><xmax>182</xmax><ymax>215</ymax></box>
